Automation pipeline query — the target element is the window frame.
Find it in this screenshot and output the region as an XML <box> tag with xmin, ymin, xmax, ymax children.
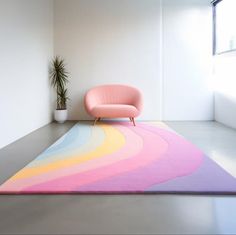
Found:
<box><xmin>212</xmin><ymin>0</ymin><xmax>223</xmax><ymax>55</ymax></box>
<box><xmin>212</xmin><ymin>0</ymin><xmax>236</xmax><ymax>55</ymax></box>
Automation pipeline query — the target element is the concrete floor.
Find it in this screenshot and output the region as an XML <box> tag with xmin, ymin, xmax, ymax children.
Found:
<box><xmin>0</xmin><ymin>121</ymin><xmax>236</xmax><ymax>234</ymax></box>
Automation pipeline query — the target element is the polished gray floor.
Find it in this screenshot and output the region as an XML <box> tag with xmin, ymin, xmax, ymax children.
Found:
<box><xmin>0</xmin><ymin>121</ymin><xmax>236</xmax><ymax>235</ymax></box>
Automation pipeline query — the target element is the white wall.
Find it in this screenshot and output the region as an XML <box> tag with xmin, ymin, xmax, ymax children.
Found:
<box><xmin>0</xmin><ymin>0</ymin><xmax>54</xmax><ymax>149</ymax></box>
<box><xmin>54</xmin><ymin>0</ymin><xmax>162</xmax><ymax>120</ymax></box>
<box><xmin>214</xmin><ymin>52</ymin><xmax>236</xmax><ymax>129</ymax></box>
<box><xmin>54</xmin><ymin>0</ymin><xmax>213</xmax><ymax>121</ymax></box>
<box><xmin>162</xmin><ymin>0</ymin><xmax>213</xmax><ymax>120</ymax></box>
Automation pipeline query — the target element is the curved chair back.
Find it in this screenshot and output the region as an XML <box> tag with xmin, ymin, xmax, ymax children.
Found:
<box><xmin>85</xmin><ymin>84</ymin><xmax>142</xmax><ymax>114</ymax></box>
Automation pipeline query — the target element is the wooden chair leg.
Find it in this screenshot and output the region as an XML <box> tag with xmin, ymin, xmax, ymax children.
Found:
<box><xmin>94</xmin><ymin>117</ymin><xmax>99</xmax><ymax>125</ymax></box>
<box><xmin>130</xmin><ymin>117</ymin><xmax>136</xmax><ymax>126</ymax></box>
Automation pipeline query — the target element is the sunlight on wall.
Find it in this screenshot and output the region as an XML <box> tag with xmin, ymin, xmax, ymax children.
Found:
<box><xmin>213</xmin><ymin>54</ymin><xmax>236</xmax><ymax>97</ymax></box>
<box><xmin>216</xmin><ymin>0</ymin><xmax>236</xmax><ymax>53</ymax></box>
<box><xmin>180</xmin><ymin>8</ymin><xmax>210</xmax><ymax>51</ymax></box>
<box><xmin>162</xmin><ymin>0</ymin><xmax>213</xmax><ymax>120</ymax></box>
<box><xmin>182</xmin><ymin>8</ymin><xmax>214</xmax><ymax>91</ymax></box>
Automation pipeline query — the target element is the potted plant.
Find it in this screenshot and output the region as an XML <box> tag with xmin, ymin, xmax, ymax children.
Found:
<box><xmin>50</xmin><ymin>56</ymin><xmax>69</xmax><ymax>123</ymax></box>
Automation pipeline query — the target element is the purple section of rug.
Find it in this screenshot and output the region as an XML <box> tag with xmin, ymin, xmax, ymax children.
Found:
<box><xmin>146</xmin><ymin>156</ymin><xmax>236</xmax><ymax>193</ymax></box>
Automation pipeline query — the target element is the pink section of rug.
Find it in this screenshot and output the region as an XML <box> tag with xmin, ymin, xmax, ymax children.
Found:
<box><xmin>76</xmin><ymin>123</ymin><xmax>204</xmax><ymax>192</ymax></box>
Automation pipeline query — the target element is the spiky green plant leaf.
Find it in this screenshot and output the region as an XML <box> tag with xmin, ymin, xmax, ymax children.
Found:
<box><xmin>50</xmin><ymin>56</ymin><xmax>69</xmax><ymax>110</ymax></box>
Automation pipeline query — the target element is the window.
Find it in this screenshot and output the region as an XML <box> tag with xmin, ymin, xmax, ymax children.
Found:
<box><xmin>213</xmin><ymin>0</ymin><xmax>236</xmax><ymax>54</ymax></box>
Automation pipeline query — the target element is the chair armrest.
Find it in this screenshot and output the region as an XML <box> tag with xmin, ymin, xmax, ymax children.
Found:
<box><xmin>133</xmin><ymin>92</ymin><xmax>143</xmax><ymax>113</ymax></box>
<box><xmin>84</xmin><ymin>92</ymin><xmax>97</xmax><ymax>113</ymax></box>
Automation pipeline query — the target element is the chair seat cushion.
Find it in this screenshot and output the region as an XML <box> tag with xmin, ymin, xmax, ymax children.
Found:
<box><xmin>91</xmin><ymin>104</ymin><xmax>139</xmax><ymax>118</ymax></box>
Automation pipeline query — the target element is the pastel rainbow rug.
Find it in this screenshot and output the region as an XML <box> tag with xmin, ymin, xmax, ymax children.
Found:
<box><xmin>0</xmin><ymin>122</ymin><xmax>236</xmax><ymax>194</ymax></box>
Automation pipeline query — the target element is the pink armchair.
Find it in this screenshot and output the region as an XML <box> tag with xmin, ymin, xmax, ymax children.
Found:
<box><xmin>84</xmin><ymin>84</ymin><xmax>143</xmax><ymax>126</ymax></box>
